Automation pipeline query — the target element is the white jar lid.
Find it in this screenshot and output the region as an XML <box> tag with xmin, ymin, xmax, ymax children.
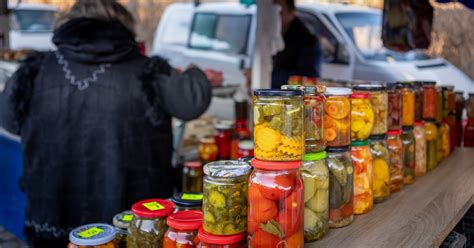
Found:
<box><xmin>326</xmin><ymin>87</ymin><xmax>352</xmax><ymax>96</ymax></box>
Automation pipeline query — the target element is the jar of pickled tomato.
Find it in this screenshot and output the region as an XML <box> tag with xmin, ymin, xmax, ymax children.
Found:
<box><xmin>369</xmin><ymin>134</ymin><xmax>390</xmax><ymax>203</ymax></box>
<box><xmin>387</xmin><ymin>83</ymin><xmax>401</xmax><ymax>131</ymax></box>
<box><xmin>183</xmin><ymin>161</ymin><xmax>204</xmax><ymax>193</ymax></box>
<box><xmin>413</xmin><ymin>121</ymin><xmax>427</xmax><ymax>177</ymax></box>
<box><xmin>215</xmin><ymin>122</ymin><xmax>233</xmax><ymax>160</ymax></box>
<box><xmin>248</xmin><ymin>159</ymin><xmax>304</xmax><ymax>247</ymax></box>
<box><xmin>199</xmin><ymin>137</ymin><xmax>218</xmax><ymax>164</ymax></box>
<box><xmin>68</xmin><ymin>224</ymin><xmax>116</xmax><ymax>248</ymax></box>
<box><xmin>350</xmin><ymin>93</ymin><xmax>374</xmax><ymax>140</ymax></box>
<box><xmin>326</xmin><ymin>147</ymin><xmax>353</xmax><ymax>228</ymax></box>
<box><xmin>112</xmin><ymin>211</ymin><xmax>133</xmax><ymax>248</ymax></box>
<box><xmin>254</xmin><ymin>89</ymin><xmax>304</xmax><ymax>161</ymax></box>
<box><xmin>399</xmin><ymin>82</ymin><xmax>415</xmax><ymax>127</ymax></box>
<box><xmin>163</xmin><ymin>210</ymin><xmax>202</xmax><ymax>248</ymax></box>
<box><xmin>171</xmin><ymin>192</ymin><xmax>203</xmax><ymax>211</ymax></box>
<box><xmin>198</xmin><ymin>229</ymin><xmax>246</xmax><ymax>248</ymax></box>
<box><xmin>353</xmin><ymin>84</ymin><xmax>388</xmax><ymax>135</ymax></box>
<box><xmin>422</xmin><ymin>81</ymin><xmax>438</xmax><ymax>119</ymax></box>
<box><xmin>414</xmin><ymin>81</ymin><xmax>424</xmax><ymax>121</ymax></box>
<box><xmin>324</xmin><ymin>87</ymin><xmax>352</xmax><ymax>147</ymax></box>
<box><xmin>437</xmin><ymin>122</ymin><xmax>450</xmax><ymax>161</ymax></box>
<box><xmin>387</xmin><ymin>130</ymin><xmax>404</xmax><ymax>193</ymax></box>
<box><xmin>425</xmin><ymin>120</ymin><xmax>438</xmax><ymax>171</ymax></box>
<box><xmin>351</xmin><ymin>140</ymin><xmax>373</xmax><ymax>215</ymax></box>
<box><xmin>202</xmin><ymin>161</ymin><xmax>251</xmax><ymax>236</ymax></box>
<box><xmin>401</xmin><ymin>126</ymin><xmax>415</xmax><ymax>185</ymax></box>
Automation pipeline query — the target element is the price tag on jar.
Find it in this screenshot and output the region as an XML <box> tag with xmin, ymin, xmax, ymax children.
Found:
<box><xmin>78</xmin><ymin>227</ymin><xmax>104</xmax><ymax>239</ymax></box>
<box><xmin>181</xmin><ymin>193</ymin><xmax>203</xmax><ymax>201</ymax></box>
<box><xmin>143</xmin><ymin>201</ymin><xmax>165</xmax><ymax>211</ymax></box>
<box><xmin>122</xmin><ymin>214</ymin><xmax>134</xmax><ymax>222</ymax></box>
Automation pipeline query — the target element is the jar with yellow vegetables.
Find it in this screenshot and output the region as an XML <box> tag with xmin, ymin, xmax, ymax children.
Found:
<box><xmin>437</xmin><ymin>122</ymin><xmax>450</xmax><ymax>162</ymax></box>
<box><xmin>425</xmin><ymin>120</ymin><xmax>438</xmax><ymax>171</ymax></box>
<box><xmin>387</xmin><ymin>130</ymin><xmax>404</xmax><ymax>193</ymax></box>
<box><xmin>325</xmin><ymin>87</ymin><xmax>352</xmax><ymax>147</ymax></box>
<box><xmin>350</xmin><ymin>93</ymin><xmax>374</xmax><ymax>140</ymax></box>
<box><xmin>399</xmin><ymin>82</ymin><xmax>415</xmax><ymax>127</ymax></box>
<box><xmin>351</xmin><ymin>140</ymin><xmax>373</xmax><ymax>215</ymax></box>
<box><xmin>413</xmin><ymin>121</ymin><xmax>427</xmax><ymax>177</ymax></box>
<box><xmin>253</xmin><ymin>89</ymin><xmax>304</xmax><ymax>161</ymax></box>
<box><xmin>68</xmin><ymin>224</ymin><xmax>117</xmax><ymax>248</ymax></box>
<box><xmin>369</xmin><ymin>134</ymin><xmax>390</xmax><ymax>203</ymax></box>
<box><xmin>353</xmin><ymin>84</ymin><xmax>388</xmax><ymax>135</ymax></box>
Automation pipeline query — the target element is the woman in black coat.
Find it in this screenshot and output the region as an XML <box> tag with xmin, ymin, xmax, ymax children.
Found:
<box><xmin>0</xmin><ymin>0</ymin><xmax>213</xmax><ymax>246</ymax></box>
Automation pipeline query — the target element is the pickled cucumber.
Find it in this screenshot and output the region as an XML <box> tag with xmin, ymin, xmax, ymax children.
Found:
<box><xmin>307</xmin><ymin>189</ymin><xmax>328</xmax><ymax>213</ymax></box>
<box><xmin>209</xmin><ymin>190</ymin><xmax>226</xmax><ymax>208</ymax></box>
<box><xmin>304</xmin><ymin>208</ymin><xmax>321</xmax><ymax>230</ymax></box>
<box><xmin>262</xmin><ymin>104</ymin><xmax>284</xmax><ymax>116</ymax></box>
<box><xmin>328</xmin><ymin>159</ymin><xmax>347</xmax><ymax>186</ymax></box>
<box><xmin>302</xmin><ymin>174</ymin><xmax>316</xmax><ymax>203</ymax></box>
<box><xmin>329</xmin><ymin>174</ymin><xmax>343</xmax><ymax>209</ymax></box>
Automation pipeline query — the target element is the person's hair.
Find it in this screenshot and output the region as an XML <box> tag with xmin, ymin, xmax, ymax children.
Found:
<box><xmin>286</xmin><ymin>0</ymin><xmax>295</xmax><ymax>11</ymax></box>
<box><xmin>55</xmin><ymin>0</ymin><xmax>135</xmax><ymax>33</ymax></box>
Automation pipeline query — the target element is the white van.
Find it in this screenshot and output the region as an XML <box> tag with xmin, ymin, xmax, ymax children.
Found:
<box><xmin>152</xmin><ymin>2</ymin><xmax>473</xmax><ymax>93</ymax></box>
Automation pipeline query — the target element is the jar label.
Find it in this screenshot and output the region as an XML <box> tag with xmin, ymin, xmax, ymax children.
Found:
<box><xmin>181</xmin><ymin>193</ymin><xmax>203</xmax><ymax>200</ymax></box>
<box><xmin>78</xmin><ymin>227</ymin><xmax>104</xmax><ymax>239</ymax></box>
<box><xmin>122</xmin><ymin>214</ymin><xmax>134</xmax><ymax>222</ymax></box>
<box><xmin>143</xmin><ymin>202</ymin><xmax>165</xmax><ymax>211</ymax></box>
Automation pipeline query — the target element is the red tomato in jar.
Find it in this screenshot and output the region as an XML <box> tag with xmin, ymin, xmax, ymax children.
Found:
<box><xmin>257</xmin><ymin>173</ymin><xmax>295</xmax><ymax>201</ymax></box>
<box><xmin>276</xmin><ymin>208</ymin><xmax>302</xmax><ymax>237</ymax></box>
<box><xmin>176</xmin><ymin>244</ymin><xmax>193</xmax><ymax>248</ymax></box>
<box><xmin>329</xmin><ymin>208</ymin><xmax>342</xmax><ymax>221</ymax></box>
<box><xmin>284</xmin><ymin>231</ymin><xmax>304</xmax><ymax>248</ymax></box>
<box><xmin>248</xmin><ymin>217</ymin><xmax>259</xmax><ymax>234</ymax></box>
<box><xmin>250</xmin><ymin>228</ymin><xmax>282</xmax><ymax>248</ymax></box>
<box><xmin>248</xmin><ymin>183</ymin><xmax>263</xmax><ymax>201</ymax></box>
<box><xmin>250</xmin><ymin>197</ymin><xmax>278</xmax><ymax>224</ymax></box>
<box><xmin>283</xmin><ymin>189</ymin><xmax>303</xmax><ymax>213</ymax></box>
<box><xmin>341</xmin><ymin>200</ymin><xmax>354</xmax><ymax>218</ymax></box>
<box><xmin>163</xmin><ymin>236</ymin><xmax>176</xmax><ymax>248</ymax></box>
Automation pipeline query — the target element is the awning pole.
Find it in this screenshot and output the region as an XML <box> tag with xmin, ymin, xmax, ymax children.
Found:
<box><xmin>251</xmin><ymin>0</ymin><xmax>274</xmax><ymax>89</ymax></box>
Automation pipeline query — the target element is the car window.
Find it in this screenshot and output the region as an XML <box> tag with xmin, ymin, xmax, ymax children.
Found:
<box><xmin>189</xmin><ymin>13</ymin><xmax>217</xmax><ymax>50</ymax></box>
<box><xmin>11</xmin><ymin>10</ymin><xmax>55</xmax><ymax>32</ymax></box>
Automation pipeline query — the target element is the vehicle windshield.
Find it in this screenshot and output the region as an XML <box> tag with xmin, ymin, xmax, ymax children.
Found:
<box><xmin>12</xmin><ymin>10</ymin><xmax>55</xmax><ymax>32</ymax></box>
<box><xmin>335</xmin><ymin>12</ymin><xmax>431</xmax><ymax>61</ymax></box>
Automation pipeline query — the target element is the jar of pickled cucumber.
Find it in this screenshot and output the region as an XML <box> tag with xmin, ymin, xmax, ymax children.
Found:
<box><xmin>352</xmin><ymin>84</ymin><xmax>388</xmax><ymax>135</ymax></box>
<box><xmin>438</xmin><ymin>122</ymin><xmax>450</xmax><ymax>161</ymax></box>
<box><xmin>425</xmin><ymin>120</ymin><xmax>438</xmax><ymax>171</ymax></box>
<box><xmin>369</xmin><ymin>134</ymin><xmax>390</xmax><ymax>203</ymax></box>
<box><xmin>351</xmin><ymin>140</ymin><xmax>373</xmax><ymax>215</ymax></box>
<box><xmin>202</xmin><ymin>161</ymin><xmax>251</xmax><ymax>236</ymax></box>
<box><xmin>401</xmin><ymin>126</ymin><xmax>415</xmax><ymax>185</ymax></box>
<box><xmin>422</xmin><ymin>81</ymin><xmax>438</xmax><ymax>119</ymax></box>
<box><xmin>253</xmin><ymin>89</ymin><xmax>304</xmax><ymax>161</ymax></box>
<box><xmin>387</xmin><ymin>83</ymin><xmax>401</xmax><ymax>131</ymax></box>
<box><xmin>163</xmin><ymin>210</ymin><xmax>202</xmax><ymax>248</ymax></box>
<box><xmin>326</xmin><ymin>147</ymin><xmax>353</xmax><ymax>228</ymax></box>
<box><xmin>324</xmin><ymin>87</ymin><xmax>352</xmax><ymax>147</ymax></box>
<box><xmin>183</xmin><ymin>161</ymin><xmax>204</xmax><ymax>193</ymax></box>
<box><xmin>128</xmin><ymin>199</ymin><xmax>175</xmax><ymax>248</ymax></box>
<box><xmin>171</xmin><ymin>192</ymin><xmax>203</xmax><ymax>211</ymax></box>
<box><xmin>399</xmin><ymin>82</ymin><xmax>415</xmax><ymax>127</ymax></box>
<box><xmin>350</xmin><ymin>93</ymin><xmax>374</xmax><ymax>140</ymax></box>
<box><xmin>387</xmin><ymin>130</ymin><xmax>404</xmax><ymax>193</ymax></box>
<box><xmin>413</xmin><ymin>121</ymin><xmax>427</xmax><ymax>177</ymax></box>
<box><xmin>300</xmin><ymin>152</ymin><xmax>329</xmax><ymax>242</ymax></box>
<box><xmin>112</xmin><ymin>211</ymin><xmax>133</xmax><ymax>248</ymax></box>
<box><xmin>248</xmin><ymin>159</ymin><xmax>304</xmax><ymax>247</ymax></box>
<box><xmin>68</xmin><ymin>224</ymin><xmax>116</xmax><ymax>248</ymax></box>
<box><xmin>198</xmin><ymin>229</ymin><xmax>246</xmax><ymax>248</ymax></box>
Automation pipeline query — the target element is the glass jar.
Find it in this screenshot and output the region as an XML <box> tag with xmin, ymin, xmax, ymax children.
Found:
<box><xmin>248</xmin><ymin>160</ymin><xmax>304</xmax><ymax>247</ymax></box>
<box><xmin>300</xmin><ymin>152</ymin><xmax>329</xmax><ymax>242</ymax></box>
<box><xmin>446</xmin><ymin>114</ymin><xmax>456</xmax><ymax>153</ymax></box>
<box><xmin>413</xmin><ymin>122</ymin><xmax>427</xmax><ymax>177</ymax></box>
<box><xmin>113</xmin><ymin>211</ymin><xmax>133</xmax><ymax>248</ymax></box>
<box><xmin>387</xmin><ymin>83</ymin><xmax>401</xmax><ymax>131</ymax></box>
<box><xmin>440</xmin><ymin>86</ymin><xmax>455</xmax><ymax>117</ymax></box>
<box><xmin>350</xmin><ymin>93</ymin><xmax>374</xmax><ymax>140</ymax></box>
<box><xmin>128</xmin><ymin>199</ymin><xmax>175</xmax><ymax>248</ymax></box>
<box><xmin>198</xmin><ymin>229</ymin><xmax>246</xmax><ymax>248</ymax></box>
<box><xmin>353</xmin><ymin>84</ymin><xmax>388</xmax><ymax>135</ymax></box>
<box><xmin>324</xmin><ymin>87</ymin><xmax>352</xmax><ymax>147</ymax></box>
<box><xmin>414</xmin><ymin>81</ymin><xmax>423</xmax><ymax>121</ymax></box>
<box><xmin>171</xmin><ymin>192</ymin><xmax>203</xmax><ymax>211</ymax></box>
<box><xmin>68</xmin><ymin>224</ymin><xmax>116</xmax><ymax>248</ymax></box>
<box><xmin>399</xmin><ymin>82</ymin><xmax>415</xmax><ymax>127</ymax></box>
<box><xmin>455</xmin><ymin>92</ymin><xmax>465</xmax><ymax>147</ymax></box>
<box><xmin>163</xmin><ymin>210</ymin><xmax>202</xmax><ymax>248</ymax></box>
<box><xmin>253</xmin><ymin>89</ymin><xmax>304</xmax><ymax>161</ymax></box>
<box><xmin>214</xmin><ymin>123</ymin><xmax>233</xmax><ymax>160</ymax></box>
<box><xmin>326</xmin><ymin>147</ymin><xmax>353</xmax><ymax>228</ymax></box>
<box><xmin>464</xmin><ymin>118</ymin><xmax>474</xmax><ymax>147</ymax></box>
<box><xmin>202</xmin><ymin>161</ymin><xmax>251</xmax><ymax>235</ymax></box>
<box><xmin>422</xmin><ymin>81</ymin><xmax>438</xmax><ymax>119</ymax></box>
<box><xmin>237</xmin><ymin>141</ymin><xmax>254</xmax><ymax>159</ymax></box>
<box><xmin>199</xmin><ymin>137</ymin><xmax>218</xmax><ymax>164</ymax></box>
<box><xmin>468</xmin><ymin>94</ymin><xmax>474</xmax><ymax>119</ymax></box>
<box><xmin>351</xmin><ymin>140</ymin><xmax>373</xmax><ymax>215</ymax></box>
<box><xmin>425</xmin><ymin>120</ymin><xmax>438</xmax><ymax>171</ymax></box>
<box><xmin>369</xmin><ymin>135</ymin><xmax>390</xmax><ymax>203</ymax></box>
<box><xmin>437</xmin><ymin>122</ymin><xmax>450</xmax><ymax>161</ymax></box>
<box><xmin>183</xmin><ymin>161</ymin><xmax>204</xmax><ymax>193</ymax></box>
<box><xmin>387</xmin><ymin>130</ymin><xmax>404</xmax><ymax>193</ymax></box>
<box><xmin>436</xmin><ymin>87</ymin><xmax>444</xmax><ymax>124</ymax></box>
<box><xmin>401</xmin><ymin>126</ymin><xmax>415</xmax><ymax>185</ymax></box>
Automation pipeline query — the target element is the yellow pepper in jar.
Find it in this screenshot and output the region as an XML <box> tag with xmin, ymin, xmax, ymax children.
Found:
<box><xmin>351</xmin><ymin>93</ymin><xmax>374</xmax><ymax>140</ymax></box>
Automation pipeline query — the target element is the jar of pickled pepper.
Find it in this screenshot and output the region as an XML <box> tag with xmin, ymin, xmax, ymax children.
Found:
<box><xmin>414</xmin><ymin>82</ymin><xmax>423</xmax><ymax>121</ymax></box>
<box><xmin>425</xmin><ymin>120</ymin><xmax>438</xmax><ymax>171</ymax></box>
<box><xmin>300</xmin><ymin>152</ymin><xmax>329</xmax><ymax>242</ymax></box>
<box><xmin>401</xmin><ymin>126</ymin><xmax>415</xmax><ymax>185</ymax></box>
<box><xmin>387</xmin><ymin>130</ymin><xmax>404</xmax><ymax>193</ymax></box>
<box><xmin>199</xmin><ymin>137</ymin><xmax>218</xmax><ymax>164</ymax></box>
<box><xmin>182</xmin><ymin>161</ymin><xmax>204</xmax><ymax>193</ymax></box>
<box><xmin>387</xmin><ymin>83</ymin><xmax>401</xmax><ymax>131</ymax></box>
<box><xmin>198</xmin><ymin>229</ymin><xmax>246</xmax><ymax>248</ymax></box>
<box><xmin>455</xmin><ymin>92</ymin><xmax>465</xmax><ymax>147</ymax></box>
<box><xmin>369</xmin><ymin>134</ymin><xmax>390</xmax><ymax>203</ymax></box>
<box><xmin>215</xmin><ymin>122</ymin><xmax>233</xmax><ymax>160</ymax></box>
<box><xmin>163</xmin><ymin>210</ymin><xmax>202</xmax><ymax>248</ymax></box>
<box><xmin>399</xmin><ymin>82</ymin><xmax>415</xmax><ymax>127</ymax></box>
<box><xmin>68</xmin><ymin>223</ymin><xmax>117</xmax><ymax>248</ymax></box>
<box><xmin>248</xmin><ymin>159</ymin><xmax>304</xmax><ymax>247</ymax></box>
<box><xmin>171</xmin><ymin>192</ymin><xmax>203</xmax><ymax>211</ymax></box>
<box><xmin>352</xmin><ymin>84</ymin><xmax>388</xmax><ymax>135</ymax></box>
<box><xmin>128</xmin><ymin>199</ymin><xmax>175</xmax><ymax>248</ymax></box>
<box><xmin>413</xmin><ymin>121</ymin><xmax>427</xmax><ymax>177</ymax></box>
<box><xmin>325</xmin><ymin>87</ymin><xmax>352</xmax><ymax>147</ymax></box>
<box><xmin>253</xmin><ymin>89</ymin><xmax>304</xmax><ymax>161</ymax></box>
<box><xmin>350</xmin><ymin>93</ymin><xmax>374</xmax><ymax>140</ymax></box>
<box><xmin>202</xmin><ymin>161</ymin><xmax>251</xmax><ymax>236</ymax></box>
<box><xmin>113</xmin><ymin>211</ymin><xmax>134</xmax><ymax>248</ymax></box>
<box><xmin>351</xmin><ymin>140</ymin><xmax>373</xmax><ymax>215</ymax></box>
<box><xmin>422</xmin><ymin>81</ymin><xmax>438</xmax><ymax>120</ymax></box>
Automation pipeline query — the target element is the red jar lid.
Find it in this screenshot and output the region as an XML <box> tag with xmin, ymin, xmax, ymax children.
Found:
<box><xmin>167</xmin><ymin>210</ymin><xmax>203</xmax><ymax>231</ymax></box>
<box><xmin>414</xmin><ymin>121</ymin><xmax>425</xmax><ymax>126</ymax></box>
<box><xmin>387</xmin><ymin>129</ymin><xmax>402</xmax><ymax>136</ymax></box>
<box><xmin>131</xmin><ymin>199</ymin><xmax>175</xmax><ymax>219</ymax></box>
<box><xmin>185</xmin><ymin>161</ymin><xmax>202</xmax><ymax>168</ymax></box>
<box><xmin>351</xmin><ymin>93</ymin><xmax>369</xmax><ymax>99</ymax></box>
<box><xmin>251</xmin><ymin>159</ymin><xmax>301</xmax><ymax>170</ymax></box>
<box><xmin>198</xmin><ymin>228</ymin><xmax>245</xmax><ymax>245</ymax></box>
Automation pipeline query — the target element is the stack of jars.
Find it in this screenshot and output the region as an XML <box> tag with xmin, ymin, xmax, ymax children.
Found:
<box><xmin>413</xmin><ymin>82</ymin><xmax>427</xmax><ymax>177</ymax></box>
<box><xmin>422</xmin><ymin>81</ymin><xmax>438</xmax><ymax>171</ymax></box>
<box><xmin>454</xmin><ymin>91</ymin><xmax>465</xmax><ymax>146</ymax></box>
<box><xmin>398</xmin><ymin>82</ymin><xmax>416</xmax><ymax>185</ymax></box>
<box><xmin>436</xmin><ymin>86</ymin><xmax>451</xmax><ymax>161</ymax></box>
<box><xmin>251</xmin><ymin>89</ymin><xmax>304</xmax><ymax>247</ymax></box>
<box><xmin>440</xmin><ymin>86</ymin><xmax>456</xmax><ymax>153</ymax></box>
<box><xmin>465</xmin><ymin>94</ymin><xmax>474</xmax><ymax>147</ymax></box>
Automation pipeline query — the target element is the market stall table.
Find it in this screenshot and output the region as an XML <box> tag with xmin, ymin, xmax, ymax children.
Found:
<box><xmin>310</xmin><ymin>147</ymin><xmax>474</xmax><ymax>248</ymax></box>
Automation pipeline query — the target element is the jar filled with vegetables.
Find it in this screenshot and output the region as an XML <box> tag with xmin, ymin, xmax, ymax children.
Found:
<box><xmin>387</xmin><ymin>83</ymin><xmax>401</xmax><ymax>131</ymax></box>
<box><xmin>326</xmin><ymin>147</ymin><xmax>353</xmax><ymax>228</ymax></box>
<box><xmin>350</xmin><ymin>93</ymin><xmax>374</xmax><ymax>140</ymax></box>
<box><xmin>113</xmin><ymin>211</ymin><xmax>134</xmax><ymax>248</ymax></box>
<box><xmin>401</xmin><ymin>126</ymin><xmax>415</xmax><ymax>185</ymax></box>
<box><xmin>387</xmin><ymin>130</ymin><xmax>404</xmax><ymax>193</ymax></box>
<box><xmin>215</xmin><ymin>122</ymin><xmax>233</xmax><ymax>160</ymax></box>
<box><xmin>300</xmin><ymin>152</ymin><xmax>329</xmax><ymax>242</ymax></box>
<box><xmin>446</xmin><ymin>114</ymin><xmax>456</xmax><ymax>153</ymax></box>
<box><xmin>248</xmin><ymin>159</ymin><xmax>304</xmax><ymax>247</ymax></box>
<box><xmin>465</xmin><ymin>94</ymin><xmax>474</xmax><ymax>147</ymax></box>
<box><xmin>399</xmin><ymin>82</ymin><xmax>415</xmax><ymax>127</ymax></box>
<box><xmin>351</xmin><ymin>140</ymin><xmax>373</xmax><ymax>215</ymax></box>
<box><xmin>183</xmin><ymin>161</ymin><xmax>204</xmax><ymax>193</ymax></box>
<box><xmin>324</xmin><ymin>87</ymin><xmax>352</xmax><ymax>147</ymax></box>
<box><xmin>198</xmin><ymin>229</ymin><xmax>246</xmax><ymax>248</ymax></box>
<box><xmin>163</xmin><ymin>210</ymin><xmax>202</xmax><ymax>248</ymax></box>
<box><xmin>202</xmin><ymin>161</ymin><xmax>251</xmax><ymax>236</ymax></box>
<box><xmin>199</xmin><ymin>137</ymin><xmax>218</xmax><ymax>164</ymax></box>
<box><xmin>422</xmin><ymin>81</ymin><xmax>438</xmax><ymax>120</ymax></box>
<box><xmin>440</xmin><ymin>86</ymin><xmax>456</xmax><ymax>117</ymax></box>
<box><xmin>68</xmin><ymin>224</ymin><xmax>116</xmax><ymax>248</ymax></box>
<box><xmin>425</xmin><ymin>120</ymin><xmax>438</xmax><ymax>171</ymax></box>
<box><xmin>128</xmin><ymin>199</ymin><xmax>175</xmax><ymax>248</ymax></box>
<box><xmin>369</xmin><ymin>134</ymin><xmax>390</xmax><ymax>203</ymax></box>
<box><xmin>237</xmin><ymin>141</ymin><xmax>254</xmax><ymax>159</ymax></box>
<box><xmin>414</xmin><ymin>81</ymin><xmax>423</xmax><ymax>121</ymax></box>
<box><xmin>353</xmin><ymin>84</ymin><xmax>388</xmax><ymax>135</ymax></box>
<box><xmin>413</xmin><ymin>121</ymin><xmax>427</xmax><ymax>177</ymax></box>
<box><xmin>171</xmin><ymin>192</ymin><xmax>203</xmax><ymax>211</ymax></box>
<box><xmin>254</xmin><ymin>89</ymin><xmax>304</xmax><ymax>161</ymax></box>
<box><xmin>436</xmin><ymin>87</ymin><xmax>444</xmax><ymax>124</ymax></box>
<box><xmin>437</xmin><ymin>122</ymin><xmax>450</xmax><ymax>161</ymax></box>
<box><xmin>454</xmin><ymin>92</ymin><xmax>464</xmax><ymax>147</ymax></box>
